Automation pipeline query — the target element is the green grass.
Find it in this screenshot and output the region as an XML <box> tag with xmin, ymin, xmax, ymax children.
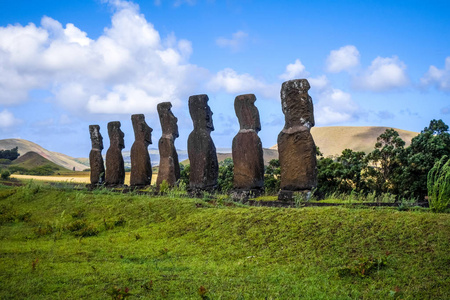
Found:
<box><xmin>0</xmin><ymin>183</ymin><xmax>449</xmax><ymax>299</ymax></box>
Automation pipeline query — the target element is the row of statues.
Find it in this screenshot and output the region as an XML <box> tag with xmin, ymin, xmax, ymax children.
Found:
<box><xmin>89</xmin><ymin>79</ymin><xmax>317</xmax><ymax>199</ymax></box>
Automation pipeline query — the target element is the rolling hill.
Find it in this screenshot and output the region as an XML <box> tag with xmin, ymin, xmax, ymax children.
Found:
<box><xmin>10</xmin><ymin>151</ymin><xmax>67</xmax><ymax>171</ymax></box>
<box><xmin>0</xmin><ymin>139</ymin><xmax>88</xmax><ymax>171</ymax></box>
<box><xmin>270</xmin><ymin>126</ymin><xmax>419</xmax><ymax>158</ymax></box>
<box><xmin>1</xmin><ymin>126</ymin><xmax>420</xmax><ymax>170</ymax></box>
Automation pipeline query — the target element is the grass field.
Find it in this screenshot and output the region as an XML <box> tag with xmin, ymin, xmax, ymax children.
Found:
<box><xmin>11</xmin><ymin>172</ymin><xmax>158</xmax><ymax>185</ymax></box>
<box><xmin>0</xmin><ymin>182</ymin><xmax>449</xmax><ymax>299</ymax></box>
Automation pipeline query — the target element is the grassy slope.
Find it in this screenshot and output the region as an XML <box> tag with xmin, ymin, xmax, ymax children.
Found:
<box><xmin>10</xmin><ymin>151</ymin><xmax>67</xmax><ymax>171</ymax></box>
<box><xmin>0</xmin><ymin>185</ymin><xmax>448</xmax><ymax>299</ymax></box>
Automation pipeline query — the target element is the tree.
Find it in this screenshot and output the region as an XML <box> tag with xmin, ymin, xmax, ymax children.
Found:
<box><xmin>0</xmin><ymin>147</ymin><xmax>20</xmax><ymax>161</ymax></box>
<box><xmin>178</xmin><ymin>163</ymin><xmax>190</xmax><ymax>186</ymax></box>
<box><xmin>317</xmin><ymin>149</ymin><xmax>371</xmax><ymax>196</ymax></box>
<box><xmin>401</xmin><ymin>119</ymin><xmax>450</xmax><ymax>199</ymax></box>
<box><xmin>217</xmin><ymin>158</ymin><xmax>234</xmax><ymax>192</ymax></box>
<box><xmin>264</xmin><ymin>159</ymin><xmax>280</xmax><ymax>194</ymax></box>
<box><xmin>366</xmin><ymin>128</ymin><xmax>406</xmax><ymax>195</ymax></box>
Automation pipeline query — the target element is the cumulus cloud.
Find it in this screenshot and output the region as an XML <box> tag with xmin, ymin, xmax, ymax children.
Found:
<box><xmin>279</xmin><ymin>59</ymin><xmax>309</xmax><ymax>81</ymax></box>
<box><xmin>326</xmin><ymin>45</ymin><xmax>360</xmax><ymax>73</ymax></box>
<box><xmin>307</xmin><ymin>76</ymin><xmax>359</xmax><ymax>125</ymax></box>
<box><xmin>0</xmin><ymin>109</ymin><xmax>22</xmax><ymax>129</ymax></box>
<box><xmin>0</xmin><ymin>0</ymin><xmax>205</xmax><ymax>114</ymax></box>
<box><xmin>421</xmin><ymin>57</ymin><xmax>450</xmax><ymax>92</ymax></box>
<box><xmin>354</xmin><ymin>56</ymin><xmax>409</xmax><ymax>91</ymax></box>
<box><xmin>216</xmin><ymin>31</ymin><xmax>249</xmax><ymax>52</ymax></box>
<box><xmin>208</xmin><ymin>68</ymin><xmax>278</xmax><ymax>99</ymax></box>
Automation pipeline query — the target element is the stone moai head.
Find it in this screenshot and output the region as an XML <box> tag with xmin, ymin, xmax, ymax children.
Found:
<box><xmin>131</xmin><ymin>114</ymin><xmax>152</xmax><ymax>146</ymax></box>
<box><xmin>189</xmin><ymin>94</ymin><xmax>214</xmax><ymax>132</ymax></box>
<box><xmin>234</xmin><ymin>94</ymin><xmax>261</xmax><ymax>132</ymax></box>
<box><xmin>108</xmin><ymin>121</ymin><xmax>125</xmax><ymax>150</ymax></box>
<box><xmin>281</xmin><ymin>79</ymin><xmax>315</xmax><ymax>129</ymax></box>
<box><xmin>157</xmin><ymin>102</ymin><xmax>179</xmax><ymax>138</ymax></box>
<box><xmin>89</xmin><ymin>125</ymin><xmax>103</xmax><ymax>150</ymax></box>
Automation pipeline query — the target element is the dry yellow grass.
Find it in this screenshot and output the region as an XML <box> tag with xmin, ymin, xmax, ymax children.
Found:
<box><xmin>11</xmin><ymin>173</ymin><xmax>158</xmax><ymax>185</ymax></box>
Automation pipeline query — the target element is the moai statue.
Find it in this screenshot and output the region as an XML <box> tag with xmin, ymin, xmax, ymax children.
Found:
<box><xmin>105</xmin><ymin>121</ymin><xmax>125</xmax><ymax>186</ymax></box>
<box><xmin>187</xmin><ymin>94</ymin><xmax>218</xmax><ymax>193</ymax></box>
<box><xmin>130</xmin><ymin>114</ymin><xmax>153</xmax><ymax>187</ymax></box>
<box><xmin>156</xmin><ymin>102</ymin><xmax>180</xmax><ymax>188</ymax></box>
<box><xmin>277</xmin><ymin>79</ymin><xmax>317</xmax><ymax>200</ymax></box>
<box><xmin>88</xmin><ymin>125</ymin><xmax>105</xmax><ymax>185</ymax></box>
<box><xmin>231</xmin><ymin>94</ymin><xmax>264</xmax><ymax>197</ymax></box>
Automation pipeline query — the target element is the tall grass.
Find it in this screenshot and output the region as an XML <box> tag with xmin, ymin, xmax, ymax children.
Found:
<box><xmin>428</xmin><ymin>155</ymin><xmax>450</xmax><ymax>212</ymax></box>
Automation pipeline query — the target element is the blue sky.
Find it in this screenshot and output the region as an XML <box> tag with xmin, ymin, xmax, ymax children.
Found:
<box><xmin>0</xmin><ymin>0</ymin><xmax>449</xmax><ymax>157</ymax></box>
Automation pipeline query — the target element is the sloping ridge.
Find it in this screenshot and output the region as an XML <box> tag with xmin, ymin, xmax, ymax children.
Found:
<box><xmin>0</xmin><ymin>139</ymin><xmax>87</xmax><ymax>171</ymax></box>
<box><xmin>12</xmin><ymin>151</ymin><xmax>65</xmax><ymax>170</ymax></box>
<box><xmin>271</xmin><ymin>126</ymin><xmax>419</xmax><ymax>157</ymax></box>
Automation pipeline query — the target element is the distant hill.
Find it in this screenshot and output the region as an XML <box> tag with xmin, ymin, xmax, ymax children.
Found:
<box><xmin>270</xmin><ymin>126</ymin><xmax>419</xmax><ymax>157</ymax></box>
<box><xmin>0</xmin><ymin>139</ymin><xmax>88</xmax><ymax>171</ymax></box>
<box><xmin>11</xmin><ymin>151</ymin><xmax>66</xmax><ymax>171</ymax></box>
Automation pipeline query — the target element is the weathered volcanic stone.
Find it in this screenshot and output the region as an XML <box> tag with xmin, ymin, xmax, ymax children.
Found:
<box><xmin>105</xmin><ymin>121</ymin><xmax>125</xmax><ymax>186</ymax></box>
<box><xmin>232</xmin><ymin>94</ymin><xmax>264</xmax><ymax>190</ymax></box>
<box><xmin>89</xmin><ymin>125</ymin><xmax>105</xmax><ymax>185</ymax></box>
<box><xmin>187</xmin><ymin>94</ymin><xmax>218</xmax><ymax>191</ymax></box>
<box><xmin>156</xmin><ymin>102</ymin><xmax>180</xmax><ymax>188</ymax></box>
<box><xmin>278</xmin><ymin>79</ymin><xmax>317</xmax><ymax>196</ymax></box>
<box><xmin>130</xmin><ymin>114</ymin><xmax>153</xmax><ymax>187</ymax></box>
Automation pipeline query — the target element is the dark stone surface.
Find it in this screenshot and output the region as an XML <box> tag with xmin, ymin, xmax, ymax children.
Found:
<box><xmin>232</xmin><ymin>94</ymin><xmax>264</xmax><ymax>190</ymax></box>
<box><xmin>278</xmin><ymin>79</ymin><xmax>317</xmax><ymax>197</ymax></box>
<box><xmin>89</xmin><ymin>125</ymin><xmax>105</xmax><ymax>185</ymax></box>
<box><xmin>105</xmin><ymin>121</ymin><xmax>125</xmax><ymax>186</ymax></box>
<box><xmin>130</xmin><ymin>114</ymin><xmax>153</xmax><ymax>187</ymax></box>
<box><xmin>187</xmin><ymin>94</ymin><xmax>218</xmax><ymax>191</ymax></box>
<box><xmin>156</xmin><ymin>102</ymin><xmax>180</xmax><ymax>187</ymax></box>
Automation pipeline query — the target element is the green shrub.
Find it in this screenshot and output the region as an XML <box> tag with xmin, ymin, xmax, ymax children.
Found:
<box><xmin>427</xmin><ymin>155</ymin><xmax>450</xmax><ymax>212</ymax></box>
<box><xmin>159</xmin><ymin>179</ymin><xmax>170</xmax><ymax>194</ymax></box>
<box><xmin>0</xmin><ymin>158</ymin><xmax>12</xmax><ymax>165</ymax></box>
<box><xmin>1</xmin><ymin>169</ymin><xmax>11</xmax><ymax>180</ymax></box>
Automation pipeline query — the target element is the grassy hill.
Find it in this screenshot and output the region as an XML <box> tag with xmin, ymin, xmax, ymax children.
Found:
<box><xmin>0</xmin><ymin>184</ymin><xmax>448</xmax><ymax>299</ymax></box>
<box><xmin>10</xmin><ymin>151</ymin><xmax>67</xmax><ymax>172</ymax></box>
<box><xmin>271</xmin><ymin>126</ymin><xmax>419</xmax><ymax>157</ymax></box>
<box><xmin>0</xmin><ymin>139</ymin><xmax>87</xmax><ymax>171</ymax></box>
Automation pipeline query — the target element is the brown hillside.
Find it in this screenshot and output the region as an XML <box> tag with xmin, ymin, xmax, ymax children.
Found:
<box><xmin>0</xmin><ymin>139</ymin><xmax>87</xmax><ymax>171</ymax></box>
<box><xmin>270</xmin><ymin>126</ymin><xmax>419</xmax><ymax>157</ymax></box>
<box><xmin>12</xmin><ymin>151</ymin><xmax>66</xmax><ymax>171</ymax></box>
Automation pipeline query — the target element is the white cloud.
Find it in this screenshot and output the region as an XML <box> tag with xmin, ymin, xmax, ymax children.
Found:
<box><xmin>307</xmin><ymin>75</ymin><xmax>329</xmax><ymax>91</ymax></box>
<box><xmin>326</xmin><ymin>45</ymin><xmax>360</xmax><ymax>73</ymax></box>
<box><xmin>306</xmin><ymin>75</ymin><xmax>359</xmax><ymax>125</ymax></box>
<box><xmin>216</xmin><ymin>31</ymin><xmax>249</xmax><ymax>52</ymax></box>
<box><xmin>279</xmin><ymin>59</ymin><xmax>309</xmax><ymax>81</ymax></box>
<box><xmin>0</xmin><ymin>0</ymin><xmax>205</xmax><ymax>115</ymax></box>
<box><xmin>0</xmin><ymin>109</ymin><xmax>22</xmax><ymax>129</ymax></box>
<box><xmin>421</xmin><ymin>57</ymin><xmax>450</xmax><ymax>92</ymax></box>
<box><xmin>354</xmin><ymin>56</ymin><xmax>409</xmax><ymax>91</ymax></box>
<box><xmin>208</xmin><ymin>68</ymin><xmax>278</xmax><ymax>99</ymax></box>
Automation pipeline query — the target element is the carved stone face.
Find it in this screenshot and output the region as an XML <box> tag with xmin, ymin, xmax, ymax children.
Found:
<box><xmin>234</xmin><ymin>94</ymin><xmax>261</xmax><ymax>132</ymax></box>
<box><xmin>89</xmin><ymin>125</ymin><xmax>103</xmax><ymax>150</ymax></box>
<box><xmin>281</xmin><ymin>79</ymin><xmax>314</xmax><ymax>129</ymax></box>
<box><xmin>189</xmin><ymin>94</ymin><xmax>215</xmax><ymax>132</ymax></box>
<box><xmin>205</xmin><ymin>104</ymin><xmax>214</xmax><ymax>131</ymax></box>
<box><xmin>108</xmin><ymin>121</ymin><xmax>125</xmax><ymax>150</ymax></box>
<box><xmin>158</xmin><ymin>102</ymin><xmax>179</xmax><ymax>138</ymax></box>
<box><xmin>132</xmin><ymin>114</ymin><xmax>152</xmax><ymax>146</ymax></box>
